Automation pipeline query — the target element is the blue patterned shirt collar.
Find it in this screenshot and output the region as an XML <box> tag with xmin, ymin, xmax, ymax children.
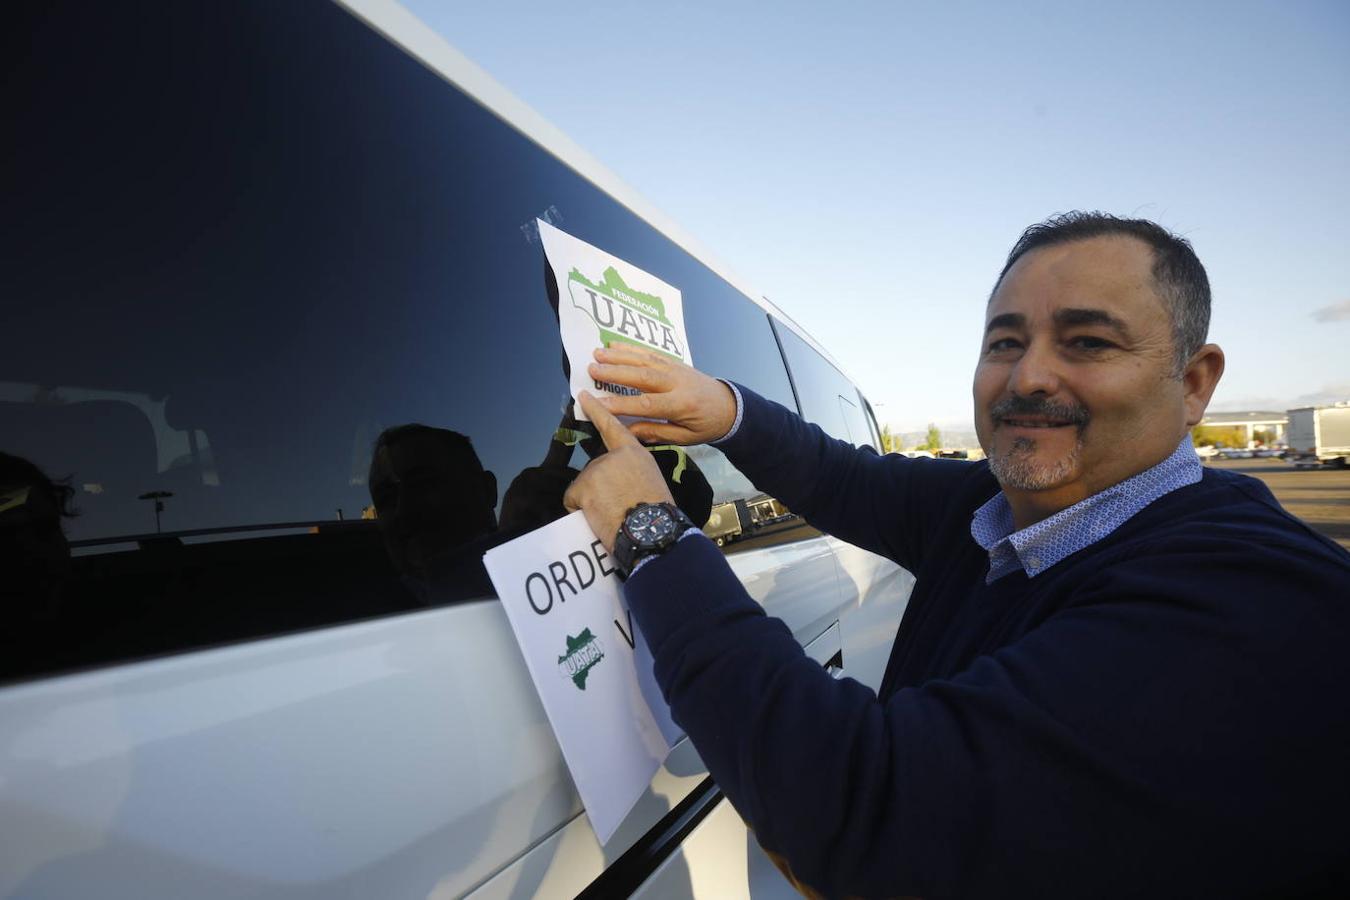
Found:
<box><xmin>970</xmin><ymin>436</ymin><xmax>1202</xmax><ymax>584</ymax></box>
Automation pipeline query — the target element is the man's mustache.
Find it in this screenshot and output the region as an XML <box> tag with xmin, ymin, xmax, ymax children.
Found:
<box><xmin>989</xmin><ymin>395</ymin><xmax>1090</xmax><ymax>428</ymax></box>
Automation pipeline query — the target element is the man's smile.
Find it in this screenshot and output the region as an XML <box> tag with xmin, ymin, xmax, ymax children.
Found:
<box><xmin>988</xmin><ymin>395</ymin><xmax>1091</xmax><ymax>435</ymax></box>
<box><xmin>999</xmin><ymin>416</ymin><xmax>1076</xmax><ymax>429</ymax></box>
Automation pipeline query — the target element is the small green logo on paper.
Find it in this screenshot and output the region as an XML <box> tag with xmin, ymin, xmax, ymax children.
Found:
<box><xmin>568</xmin><ymin>266</ymin><xmax>685</xmax><ymax>362</ymax></box>
<box><xmin>558</xmin><ymin>628</ymin><xmax>605</xmax><ymax>691</ymax></box>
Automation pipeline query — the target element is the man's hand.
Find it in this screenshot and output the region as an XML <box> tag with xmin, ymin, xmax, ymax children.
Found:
<box><xmin>563</xmin><ymin>391</ymin><xmax>675</xmax><ymax>553</ymax></box>
<box><xmin>587</xmin><ymin>343</ymin><xmax>736</xmax><ymax>445</ymax></box>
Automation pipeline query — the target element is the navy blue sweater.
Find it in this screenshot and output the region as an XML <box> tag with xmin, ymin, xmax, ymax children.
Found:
<box><xmin>626</xmin><ymin>385</ymin><xmax>1350</xmax><ymax>899</ymax></box>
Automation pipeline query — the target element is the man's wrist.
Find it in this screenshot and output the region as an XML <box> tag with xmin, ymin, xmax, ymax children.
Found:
<box><xmin>709</xmin><ymin>380</ymin><xmax>745</xmax><ymax>446</ymax></box>
<box><xmin>630</xmin><ymin>528</ymin><xmax>707</xmax><ymax>577</ymax></box>
<box><xmin>613</xmin><ymin>501</ymin><xmax>696</xmax><ymax>578</ymax></box>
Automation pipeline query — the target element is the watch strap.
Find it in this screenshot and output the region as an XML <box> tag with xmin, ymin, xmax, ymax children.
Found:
<box><xmin>613</xmin><ymin>502</ymin><xmax>695</xmax><ymax>579</ymax></box>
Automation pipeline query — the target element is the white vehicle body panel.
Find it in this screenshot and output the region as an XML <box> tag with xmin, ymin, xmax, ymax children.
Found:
<box><xmin>1</xmin><ymin>538</ymin><xmax>903</xmax><ymax>897</ymax></box>
<box><xmin>2</xmin><ymin>1</ymin><xmax>913</xmax><ymax>896</ymax></box>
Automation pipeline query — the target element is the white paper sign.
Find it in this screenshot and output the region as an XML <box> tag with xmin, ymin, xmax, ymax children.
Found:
<box><xmin>483</xmin><ymin>511</ymin><xmax>682</xmax><ymax>844</ymax></box>
<box><xmin>537</xmin><ymin>220</ymin><xmax>693</xmax><ymax>422</ymax></box>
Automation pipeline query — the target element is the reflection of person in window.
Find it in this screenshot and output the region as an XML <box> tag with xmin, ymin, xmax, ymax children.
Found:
<box><xmin>499</xmin><ymin>418</ymin><xmax>580</xmax><ymax>536</ymax></box>
<box><xmin>1</xmin><ymin>452</ymin><xmax>76</xmax><ymax>647</ymax></box>
<box><xmin>367</xmin><ymin>425</ymin><xmax>497</xmax><ymax>584</ymax></box>
<box><xmin>365</xmin><ymin>416</ymin><xmax>713</xmax><ymax>608</ymax></box>
<box><xmin>498</xmin><ymin>406</ymin><xmax>714</xmax><ymax>536</ymax></box>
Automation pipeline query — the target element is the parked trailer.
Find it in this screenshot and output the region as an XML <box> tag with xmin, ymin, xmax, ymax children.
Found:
<box><xmin>1287</xmin><ymin>405</ymin><xmax>1350</xmax><ymax>468</ymax></box>
<box><xmin>705</xmin><ymin>498</ymin><xmax>754</xmax><ymax>546</ymax></box>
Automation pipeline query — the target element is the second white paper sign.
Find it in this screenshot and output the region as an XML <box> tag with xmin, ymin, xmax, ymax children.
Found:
<box><xmin>483</xmin><ymin>511</ymin><xmax>683</xmax><ymax>845</ymax></box>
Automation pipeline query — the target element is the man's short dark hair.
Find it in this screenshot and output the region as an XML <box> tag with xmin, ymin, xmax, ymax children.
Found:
<box><xmin>371</xmin><ymin>424</ymin><xmax>485</xmax><ymax>474</ymax></box>
<box><xmin>991</xmin><ymin>212</ymin><xmax>1211</xmax><ymax>375</ymax></box>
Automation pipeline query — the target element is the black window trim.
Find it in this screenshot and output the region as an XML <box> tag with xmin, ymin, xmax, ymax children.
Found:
<box><xmin>768</xmin><ymin>315</ymin><xmax>805</xmax><ymax>419</ymax></box>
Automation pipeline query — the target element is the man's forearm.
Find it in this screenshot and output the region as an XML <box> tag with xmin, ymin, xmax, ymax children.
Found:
<box><xmin>708</xmin><ymin>382</ymin><xmax>919</xmax><ymax>565</ymax></box>
<box><xmin>624</xmin><ymin>534</ymin><xmax>944</xmax><ymax>898</ymax></box>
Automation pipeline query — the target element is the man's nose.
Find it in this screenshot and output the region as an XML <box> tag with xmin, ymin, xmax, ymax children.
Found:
<box><xmin>1008</xmin><ymin>340</ymin><xmax>1061</xmax><ymax>397</ymax></box>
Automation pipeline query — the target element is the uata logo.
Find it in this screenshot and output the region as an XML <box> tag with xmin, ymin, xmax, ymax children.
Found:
<box><xmin>569</xmin><ymin>266</ymin><xmax>685</xmax><ymax>361</ymax></box>
<box><xmin>558</xmin><ymin>628</ymin><xmax>605</xmax><ymax>691</ymax></box>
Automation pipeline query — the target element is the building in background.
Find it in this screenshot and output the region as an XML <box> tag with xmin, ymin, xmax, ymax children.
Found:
<box><xmin>1194</xmin><ymin>411</ymin><xmax>1289</xmax><ymax>449</ymax></box>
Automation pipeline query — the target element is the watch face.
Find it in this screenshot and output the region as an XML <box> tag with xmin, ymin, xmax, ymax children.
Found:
<box><xmin>626</xmin><ymin>505</ymin><xmax>676</xmax><ymax>546</ymax></box>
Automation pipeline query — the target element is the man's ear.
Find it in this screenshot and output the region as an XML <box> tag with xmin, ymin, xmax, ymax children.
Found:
<box><xmin>1182</xmin><ymin>344</ymin><xmax>1225</xmax><ymax>427</ymax></box>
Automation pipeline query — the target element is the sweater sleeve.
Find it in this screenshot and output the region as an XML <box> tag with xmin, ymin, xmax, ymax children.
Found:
<box><xmin>713</xmin><ymin>382</ymin><xmax>981</xmax><ymax>572</ymax></box>
<box><xmin>626</xmin><ymin>532</ymin><xmax>1350</xmax><ymax>899</ymax></box>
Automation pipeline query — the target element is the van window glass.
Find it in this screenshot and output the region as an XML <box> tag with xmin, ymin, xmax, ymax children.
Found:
<box><xmin>2</xmin><ymin>0</ymin><xmax>797</xmax><ymax>681</ymax></box>
<box><xmin>861</xmin><ymin>393</ymin><xmax>884</xmax><ymax>450</ymax></box>
<box><xmin>774</xmin><ymin>323</ymin><xmax>878</xmax><ymax>451</ymax></box>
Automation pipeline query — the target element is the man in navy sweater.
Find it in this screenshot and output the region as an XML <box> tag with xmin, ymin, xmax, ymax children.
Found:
<box><xmin>563</xmin><ymin>213</ymin><xmax>1350</xmax><ymax>898</ymax></box>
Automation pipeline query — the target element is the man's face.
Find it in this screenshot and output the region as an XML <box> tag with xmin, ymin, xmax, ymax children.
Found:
<box><xmin>974</xmin><ymin>236</ymin><xmax>1189</xmax><ymax>519</ymax></box>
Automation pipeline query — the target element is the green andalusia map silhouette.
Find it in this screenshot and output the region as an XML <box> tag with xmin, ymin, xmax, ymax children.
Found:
<box><xmin>558</xmin><ymin>628</ymin><xmax>605</xmax><ymax>690</ymax></box>
<box><xmin>568</xmin><ymin>266</ymin><xmax>685</xmax><ymax>361</ymax></box>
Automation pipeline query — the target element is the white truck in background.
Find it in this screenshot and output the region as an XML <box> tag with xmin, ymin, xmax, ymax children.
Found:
<box><xmin>1287</xmin><ymin>404</ymin><xmax>1350</xmax><ymax>468</ymax></box>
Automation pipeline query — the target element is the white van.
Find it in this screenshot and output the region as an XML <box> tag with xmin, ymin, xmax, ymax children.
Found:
<box><xmin>0</xmin><ymin>1</ymin><xmax>910</xmax><ymax>896</ymax></box>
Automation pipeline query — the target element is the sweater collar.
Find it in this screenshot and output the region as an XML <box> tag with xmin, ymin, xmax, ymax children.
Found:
<box><xmin>970</xmin><ymin>436</ymin><xmax>1202</xmax><ymax>584</ymax></box>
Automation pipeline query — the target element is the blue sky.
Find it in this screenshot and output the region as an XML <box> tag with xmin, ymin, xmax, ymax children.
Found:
<box><xmin>406</xmin><ymin>0</ymin><xmax>1350</xmax><ymax>432</ymax></box>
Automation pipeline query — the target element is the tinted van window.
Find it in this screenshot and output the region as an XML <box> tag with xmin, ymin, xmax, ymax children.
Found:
<box><xmin>774</xmin><ymin>321</ymin><xmax>878</xmax><ymax>450</ymax></box>
<box><xmin>2</xmin><ymin>0</ymin><xmax>796</xmax><ymax>681</ymax></box>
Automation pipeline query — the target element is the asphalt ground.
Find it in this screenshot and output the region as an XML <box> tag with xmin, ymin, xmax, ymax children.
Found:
<box><xmin>1206</xmin><ymin>458</ymin><xmax>1350</xmax><ymax>550</ymax></box>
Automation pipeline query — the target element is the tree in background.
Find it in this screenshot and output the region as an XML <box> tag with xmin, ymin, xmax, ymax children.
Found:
<box><xmin>1192</xmin><ymin>425</ymin><xmax>1249</xmax><ymax>448</ymax></box>
<box><xmin>919</xmin><ymin>423</ymin><xmax>942</xmax><ymax>452</ymax></box>
<box><xmin>880</xmin><ymin>424</ymin><xmax>903</xmax><ymax>454</ymax></box>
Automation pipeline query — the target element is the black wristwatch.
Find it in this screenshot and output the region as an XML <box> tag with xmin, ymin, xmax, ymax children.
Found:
<box><xmin>612</xmin><ymin>502</ymin><xmax>696</xmax><ymax>579</ymax></box>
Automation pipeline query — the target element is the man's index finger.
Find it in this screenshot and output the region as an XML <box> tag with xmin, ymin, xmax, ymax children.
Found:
<box><xmin>578</xmin><ymin>391</ymin><xmax>641</xmax><ymax>450</ymax></box>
